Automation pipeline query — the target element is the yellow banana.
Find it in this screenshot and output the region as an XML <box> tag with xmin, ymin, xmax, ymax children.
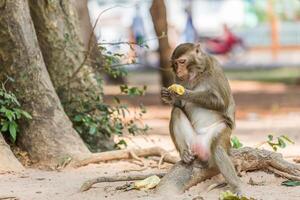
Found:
<box><xmin>168</xmin><ymin>84</ymin><xmax>185</xmax><ymax>95</ymax></box>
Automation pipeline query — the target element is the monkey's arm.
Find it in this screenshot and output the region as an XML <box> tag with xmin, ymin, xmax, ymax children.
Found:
<box><xmin>180</xmin><ymin>89</ymin><xmax>225</xmax><ymax>112</ymax></box>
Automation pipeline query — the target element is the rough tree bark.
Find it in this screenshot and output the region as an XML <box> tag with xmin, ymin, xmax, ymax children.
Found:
<box><xmin>150</xmin><ymin>0</ymin><xmax>174</xmax><ymax>88</ymax></box>
<box><xmin>28</xmin><ymin>0</ymin><xmax>114</xmax><ymax>151</ymax></box>
<box><xmin>0</xmin><ymin>0</ymin><xmax>90</xmax><ymax>167</ymax></box>
<box><xmin>0</xmin><ymin>134</ymin><xmax>24</xmax><ymax>172</ymax></box>
<box><xmin>28</xmin><ymin>0</ymin><xmax>103</xmax><ymax>108</ymax></box>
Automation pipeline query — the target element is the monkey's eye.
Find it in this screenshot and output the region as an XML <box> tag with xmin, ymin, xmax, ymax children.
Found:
<box><xmin>177</xmin><ymin>59</ymin><xmax>186</xmax><ymax>64</ymax></box>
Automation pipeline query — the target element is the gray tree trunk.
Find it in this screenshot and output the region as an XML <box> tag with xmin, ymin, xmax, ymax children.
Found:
<box><xmin>0</xmin><ymin>0</ymin><xmax>90</xmax><ymax>167</ymax></box>
<box><xmin>0</xmin><ymin>134</ymin><xmax>24</xmax><ymax>172</ymax></box>
<box><xmin>150</xmin><ymin>0</ymin><xmax>174</xmax><ymax>88</ymax></box>
<box><xmin>28</xmin><ymin>0</ymin><xmax>103</xmax><ymax>109</ymax></box>
<box><xmin>28</xmin><ymin>0</ymin><xmax>114</xmax><ymax>151</ymax></box>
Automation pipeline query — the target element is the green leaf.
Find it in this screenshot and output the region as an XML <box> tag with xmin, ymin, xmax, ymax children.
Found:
<box><xmin>1</xmin><ymin>122</ymin><xmax>9</xmax><ymax>132</ymax></box>
<box><xmin>73</xmin><ymin>115</ymin><xmax>82</xmax><ymax>122</ymax></box>
<box><xmin>281</xmin><ymin>180</ymin><xmax>300</xmax><ymax>187</ymax></box>
<box><xmin>280</xmin><ymin>135</ymin><xmax>295</xmax><ymax>144</ymax></box>
<box><xmin>9</xmin><ymin>122</ymin><xmax>17</xmax><ymax>142</ymax></box>
<box><xmin>113</xmin><ymin>97</ymin><xmax>120</xmax><ymax>104</ymax></box>
<box><xmin>277</xmin><ymin>137</ymin><xmax>286</xmax><ymax>148</ymax></box>
<box><xmin>267</xmin><ymin>134</ymin><xmax>273</xmax><ymax>141</ymax></box>
<box><xmin>0</xmin><ymin>106</ymin><xmax>6</xmax><ymax>113</ymax></box>
<box><xmin>115</xmin><ymin>139</ymin><xmax>127</xmax><ymax>149</ymax></box>
<box><xmin>20</xmin><ymin>110</ymin><xmax>32</xmax><ymax>119</ymax></box>
<box><xmin>89</xmin><ymin>126</ymin><xmax>97</xmax><ymax>135</ymax></box>
<box><xmin>5</xmin><ymin>110</ymin><xmax>15</xmax><ymax>121</ymax></box>
<box><xmin>231</xmin><ymin>136</ymin><xmax>243</xmax><ymax>149</ymax></box>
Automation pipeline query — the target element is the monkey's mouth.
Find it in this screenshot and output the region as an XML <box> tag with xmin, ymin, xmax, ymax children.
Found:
<box><xmin>177</xmin><ymin>75</ymin><xmax>188</xmax><ymax>81</ymax></box>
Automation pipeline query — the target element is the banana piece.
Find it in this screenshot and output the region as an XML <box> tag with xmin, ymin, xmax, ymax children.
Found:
<box><xmin>168</xmin><ymin>84</ymin><xmax>185</xmax><ymax>95</ymax></box>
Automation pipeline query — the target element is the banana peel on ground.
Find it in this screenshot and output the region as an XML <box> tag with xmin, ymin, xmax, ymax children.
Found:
<box><xmin>116</xmin><ymin>175</ymin><xmax>161</xmax><ymax>191</ymax></box>
<box><xmin>134</xmin><ymin>175</ymin><xmax>161</xmax><ymax>190</ymax></box>
<box><xmin>219</xmin><ymin>190</ymin><xmax>256</xmax><ymax>200</ymax></box>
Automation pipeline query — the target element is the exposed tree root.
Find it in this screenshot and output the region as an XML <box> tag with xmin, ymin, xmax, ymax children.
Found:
<box><xmin>79</xmin><ymin>147</ymin><xmax>300</xmax><ymax>193</ymax></box>
<box><xmin>73</xmin><ymin>147</ymin><xmax>179</xmax><ymax>168</ymax></box>
<box><xmin>155</xmin><ymin>147</ymin><xmax>300</xmax><ymax>194</ymax></box>
<box><xmin>294</xmin><ymin>157</ymin><xmax>300</xmax><ymax>163</ymax></box>
<box><xmin>0</xmin><ymin>197</ymin><xmax>19</xmax><ymax>200</ymax></box>
<box><xmin>129</xmin><ymin>150</ymin><xmax>148</xmax><ymax>169</ymax></box>
<box><xmin>80</xmin><ymin>172</ymin><xmax>166</xmax><ymax>192</ymax></box>
<box><xmin>0</xmin><ymin>134</ymin><xmax>24</xmax><ymax>172</ymax></box>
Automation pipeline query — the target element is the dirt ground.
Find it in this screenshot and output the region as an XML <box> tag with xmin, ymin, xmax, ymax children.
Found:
<box><xmin>1</xmin><ymin>79</ymin><xmax>300</xmax><ymax>200</ymax></box>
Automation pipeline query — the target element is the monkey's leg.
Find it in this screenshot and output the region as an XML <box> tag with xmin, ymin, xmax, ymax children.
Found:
<box><xmin>170</xmin><ymin>107</ymin><xmax>196</xmax><ymax>163</ymax></box>
<box><xmin>212</xmin><ymin>127</ymin><xmax>242</xmax><ymax>194</ymax></box>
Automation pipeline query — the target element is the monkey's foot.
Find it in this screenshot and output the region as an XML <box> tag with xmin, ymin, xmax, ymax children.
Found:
<box><xmin>232</xmin><ymin>186</ymin><xmax>243</xmax><ymax>197</ymax></box>
<box><xmin>181</xmin><ymin>149</ymin><xmax>195</xmax><ymax>164</ymax></box>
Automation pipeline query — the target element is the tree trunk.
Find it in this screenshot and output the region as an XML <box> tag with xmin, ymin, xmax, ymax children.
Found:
<box><xmin>73</xmin><ymin>0</ymin><xmax>103</xmax><ymax>67</ymax></box>
<box><xmin>28</xmin><ymin>0</ymin><xmax>114</xmax><ymax>151</ymax></box>
<box><xmin>150</xmin><ymin>0</ymin><xmax>174</xmax><ymax>88</ymax></box>
<box><xmin>28</xmin><ymin>0</ymin><xmax>103</xmax><ymax>108</ymax></box>
<box><xmin>0</xmin><ymin>0</ymin><xmax>90</xmax><ymax>167</ymax></box>
<box><xmin>0</xmin><ymin>134</ymin><xmax>24</xmax><ymax>172</ymax></box>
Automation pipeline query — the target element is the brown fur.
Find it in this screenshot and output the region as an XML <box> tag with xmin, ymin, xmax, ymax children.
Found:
<box><xmin>163</xmin><ymin>43</ymin><xmax>241</xmax><ymax>194</ymax></box>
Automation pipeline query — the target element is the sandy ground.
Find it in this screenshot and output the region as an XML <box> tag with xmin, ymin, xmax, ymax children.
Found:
<box><xmin>1</xmin><ymin>80</ymin><xmax>300</xmax><ymax>200</ymax></box>
<box><xmin>1</xmin><ymin>163</ymin><xmax>300</xmax><ymax>200</ymax></box>
<box><xmin>1</xmin><ymin>111</ymin><xmax>300</xmax><ymax>200</ymax></box>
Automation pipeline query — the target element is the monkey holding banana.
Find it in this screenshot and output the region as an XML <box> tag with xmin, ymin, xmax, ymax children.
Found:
<box><xmin>161</xmin><ymin>43</ymin><xmax>242</xmax><ymax>194</ymax></box>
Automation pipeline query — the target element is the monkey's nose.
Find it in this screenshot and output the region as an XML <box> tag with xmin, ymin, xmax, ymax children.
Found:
<box><xmin>177</xmin><ymin>74</ymin><xmax>187</xmax><ymax>80</ymax></box>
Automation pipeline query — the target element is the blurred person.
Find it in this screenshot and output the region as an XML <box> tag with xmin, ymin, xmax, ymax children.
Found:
<box><xmin>181</xmin><ymin>0</ymin><xmax>198</xmax><ymax>43</ymax></box>
<box><xmin>129</xmin><ymin>4</ymin><xmax>148</xmax><ymax>68</ymax></box>
<box><xmin>205</xmin><ymin>24</ymin><xmax>245</xmax><ymax>55</ymax></box>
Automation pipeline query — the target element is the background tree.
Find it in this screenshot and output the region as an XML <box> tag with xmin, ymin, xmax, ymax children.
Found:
<box><xmin>0</xmin><ymin>0</ymin><xmax>90</xmax><ymax>167</ymax></box>
<box><xmin>150</xmin><ymin>0</ymin><xmax>174</xmax><ymax>88</ymax></box>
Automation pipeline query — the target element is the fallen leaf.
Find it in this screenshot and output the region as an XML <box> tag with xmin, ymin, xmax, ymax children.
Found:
<box><xmin>281</xmin><ymin>180</ymin><xmax>300</xmax><ymax>187</ymax></box>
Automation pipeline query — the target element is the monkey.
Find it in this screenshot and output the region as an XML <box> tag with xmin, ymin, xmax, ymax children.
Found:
<box><xmin>161</xmin><ymin>43</ymin><xmax>242</xmax><ymax>194</ymax></box>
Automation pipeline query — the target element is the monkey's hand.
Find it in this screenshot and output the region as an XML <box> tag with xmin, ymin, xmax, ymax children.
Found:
<box><xmin>161</xmin><ymin>87</ymin><xmax>175</xmax><ymax>104</ymax></box>
<box><xmin>191</xmin><ymin>136</ymin><xmax>210</xmax><ymax>161</ymax></box>
<box><xmin>180</xmin><ymin>148</ymin><xmax>195</xmax><ymax>164</ymax></box>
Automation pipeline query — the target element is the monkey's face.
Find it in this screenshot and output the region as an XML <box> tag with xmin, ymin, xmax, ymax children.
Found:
<box><xmin>173</xmin><ymin>55</ymin><xmax>189</xmax><ymax>81</ymax></box>
<box><xmin>171</xmin><ymin>43</ymin><xmax>206</xmax><ymax>83</ymax></box>
<box><xmin>172</xmin><ymin>53</ymin><xmax>204</xmax><ymax>82</ymax></box>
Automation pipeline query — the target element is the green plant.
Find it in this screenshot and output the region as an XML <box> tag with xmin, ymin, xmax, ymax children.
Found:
<box><xmin>0</xmin><ymin>82</ymin><xmax>31</xmax><ymax>142</ymax></box>
<box><xmin>68</xmin><ymin>44</ymin><xmax>149</xmax><ymax>152</ymax></box>
<box><xmin>231</xmin><ymin>136</ymin><xmax>243</xmax><ymax>149</ymax></box>
<box><xmin>266</xmin><ymin>134</ymin><xmax>294</xmax><ymax>151</ymax></box>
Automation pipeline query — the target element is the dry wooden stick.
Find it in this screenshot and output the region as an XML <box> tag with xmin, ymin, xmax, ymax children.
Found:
<box><xmin>129</xmin><ymin>150</ymin><xmax>148</xmax><ymax>168</ymax></box>
<box><xmin>73</xmin><ymin>147</ymin><xmax>179</xmax><ymax>168</ymax></box>
<box><xmin>80</xmin><ymin>172</ymin><xmax>166</xmax><ymax>192</ymax></box>
<box><xmin>158</xmin><ymin>153</ymin><xmax>167</xmax><ymax>169</ymax></box>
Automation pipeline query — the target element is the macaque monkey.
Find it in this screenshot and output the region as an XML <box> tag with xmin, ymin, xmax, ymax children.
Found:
<box><xmin>161</xmin><ymin>43</ymin><xmax>241</xmax><ymax>194</ymax></box>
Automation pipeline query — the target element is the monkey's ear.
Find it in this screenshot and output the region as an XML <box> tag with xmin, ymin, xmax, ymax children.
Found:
<box><xmin>195</xmin><ymin>43</ymin><xmax>203</xmax><ymax>54</ymax></box>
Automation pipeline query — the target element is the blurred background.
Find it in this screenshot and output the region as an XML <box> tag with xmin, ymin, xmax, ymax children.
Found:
<box><xmin>83</xmin><ymin>0</ymin><xmax>300</xmax><ymax>156</ymax></box>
